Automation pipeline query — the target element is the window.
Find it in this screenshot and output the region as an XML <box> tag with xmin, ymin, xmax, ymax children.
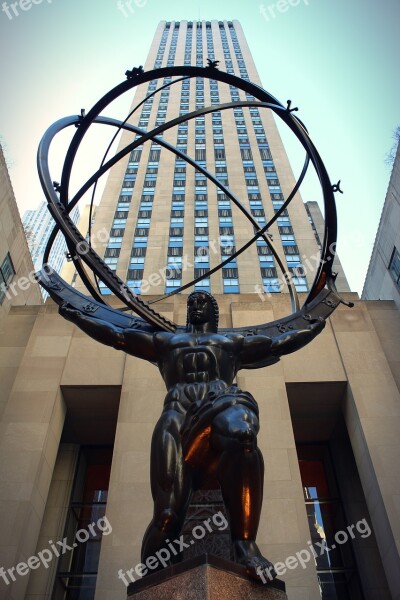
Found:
<box><xmin>194</xmin><ymin>279</ymin><xmax>210</xmax><ymax>291</ymax></box>
<box><xmin>262</xmin><ymin>277</ymin><xmax>281</xmax><ymax>293</ymax></box>
<box><xmin>110</xmin><ymin>228</ymin><xmax>125</xmax><ymax>237</ymax></box>
<box><xmin>134</xmin><ymin>237</ymin><xmax>148</xmax><ymax>247</ymax></box>
<box><xmin>173</xmin><ymin>178</ymin><xmax>186</xmax><ymax>187</ymax></box>
<box><xmin>105</xmin><ymin>247</ymin><xmax>120</xmax><ymax>258</ymax></box>
<box><xmin>292</xmin><ymin>277</ymin><xmax>308</xmax><ymax>292</ymax></box>
<box><xmin>165</xmin><ymin>279</ymin><xmax>181</xmax><ymax>290</ymax></box>
<box><xmin>135</xmin><ymin>228</ymin><xmax>148</xmax><ymax>237</ymax></box>
<box><xmin>0</xmin><ymin>253</ymin><xmax>15</xmax><ymax>303</ymax></box>
<box><xmin>278</xmin><ymin>225</ymin><xmax>293</xmax><ymax>235</ymax></box>
<box><xmin>261</xmin><ymin>267</ymin><xmax>277</xmax><ymax>278</ymax></box>
<box><xmin>53</xmin><ymin>447</ymin><xmax>112</xmax><ymax>597</ymax></box>
<box><xmin>195</xmin><ymin>236</ymin><xmax>208</xmax><ymax>244</ymax></box>
<box><xmin>169</xmin><ymin>236</ymin><xmax>183</xmax><ymax>246</ymax></box>
<box><xmin>259</xmin><ymin>256</ymin><xmax>274</xmax><ymax>268</ymax></box>
<box><xmin>221</xmin><ymin>245</ymin><xmax>236</xmax><ymax>256</ymax></box>
<box><xmin>195</xmin><ymin>148</ymin><xmax>206</xmax><ymax>161</ymax></box>
<box><xmin>195</xmin><ymin>226</ymin><xmax>208</xmax><ymax>235</ymax></box>
<box><xmin>297</xmin><ymin>444</ymin><xmax>364</xmax><ymax>598</ymax></box>
<box><xmin>389</xmin><ymin>247</ymin><xmax>400</xmax><ymax>288</ymax></box>
<box><xmin>194</xmin><ymin>267</ymin><xmax>209</xmax><ymax>279</ymax></box>
<box><xmin>219</xmin><ymin>226</ymin><xmax>234</xmax><ymax>236</ymax></box>
<box><xmin>240</xmin><ymin>147</ymin><xmax>253</xmax><ymax>161</ymax></box>
<box><xmin>259</xmin><ymin>147</ymin><xmax>272</xmax><ymax>160</ymax></box>
<box><xmin>222</xmin><ymin>267</ymin><xmax>238</xmax><ymax>278</ymax></box>
<box><xmin>223</xmin><ymin>279</ymin><xmax>240</xmax><ymax>293</ymax></box>
<box><xmin>105</xmin><ymin>257</ymin><xmax>118</xmax><ymax>270</ymax></box>
<box><xmin>149</xmin><ymin>149</ymin><xmax>160</xmax><ymax>162</ymax></box>
<box><xmin>284</xmin><ymin>244</ymin><xmax>300</xmax><ymax>255</ymax></box>
<box><xmin>130</xmin><ymin>149</ymin><xmax>142</xmax><ymax>162</ymax></box>
<box><xmin>170</xmin><ymin>227</ymin><xmax>183</xmax><ymax>236</ymax></box>
<box><xmin>127</xmin><ymin>268</ymin><xmax>143</xmax><ymax>280</ymax></box>
<box><xmin>139</xmin><ymin>203</ymin><xmax>153</xmax><ymax>212</ymax></box>
<box><xmin>168</xmin><ymin>246</ymin><xmax>183</xmax><ymax>256</ymax></box>
<box><xmin>130</xmin><ymin>257</ymin><xmax>145</xmax><ymax>265</ymax></box>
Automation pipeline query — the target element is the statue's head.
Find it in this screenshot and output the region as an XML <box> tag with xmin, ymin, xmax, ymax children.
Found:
<box><xmin>186</xmin><ymin>291</ymin><xmax>219</xmax><ymax>330</ymax></box>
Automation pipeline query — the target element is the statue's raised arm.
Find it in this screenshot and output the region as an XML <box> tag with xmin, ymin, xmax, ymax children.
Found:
<box><xmin>59</xmin><ymin>302</ymin><xmax>158</xmax><ymax>363</ymax></box>
<box><xmin>237</xmin><ymin>317</ymin><xmax>325</xmax><ymax>369</ymax></box>
<box><xmin>270</xmin><ymin>317</ymin><xmax>325</xmax><ymax>357</ymax></box>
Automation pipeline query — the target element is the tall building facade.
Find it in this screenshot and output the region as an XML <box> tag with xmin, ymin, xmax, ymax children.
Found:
<box><xmin>91</xmin><ymin>20</ymin><xmax>319</xmax><ymax>301</ymax></box>
<box><xmin>362</xmin><ymin>142</ymin><xmax>400</xmax><ymax>309</ymax></box>
<box><xmin>305</xmin><ymin>201</ymin><xmax>350</xmax><ymax>293</ymax></box>
<box><xmin>0</xmin><ymin>145</ymin><xmax>42</xmax><ymax>325</ymax></box>
<box><xmin>23</xmin><ymin>201</ymin><xmax>80</xmax><ymax>300</ymax></box>
<box><xmin>1</xmin><ymin>21</ymin><xmax>400</xmax><ymax>600</ymax></box>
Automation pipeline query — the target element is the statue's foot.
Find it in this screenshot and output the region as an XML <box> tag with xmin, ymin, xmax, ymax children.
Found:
<box><xmin>233</xmin><ymin>540</ymin><xmax>277</xmax><ymax>583</ymax></box>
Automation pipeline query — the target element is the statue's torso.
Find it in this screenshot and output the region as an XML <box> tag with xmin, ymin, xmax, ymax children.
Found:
<box><xmin>155</xmin><ymin>331</ymin><xmax>242</xmax><ymax>391</ymax></box>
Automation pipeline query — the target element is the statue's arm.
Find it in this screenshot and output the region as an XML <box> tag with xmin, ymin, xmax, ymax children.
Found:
<box><xmin>270</xmin><ymin>318</ymin><xmax>325</xmax><ymax>357</ymax></box>
<box><xmin>59</xmin><ymin>303</ymin><xmax>157</xmax><ymax>362</ymax></box>
<box><xmin>239</xmin><ymin>334</ymin><xmax>274</xmax><ymax>365</ymax></box>
<box><xmin>237</xmin><ymin>318</ymin><xmax>325</xmax><ymax>365</ymax></box>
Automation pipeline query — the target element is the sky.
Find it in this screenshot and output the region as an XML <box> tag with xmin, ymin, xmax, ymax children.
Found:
<box><xmin>0</xmin><ymin>0</ymin><xmax>399</xmax><ymax>294</ymax></box>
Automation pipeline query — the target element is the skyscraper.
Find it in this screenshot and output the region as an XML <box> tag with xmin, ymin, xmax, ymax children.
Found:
<box><xmin>23</xmin><ymin>201</ymin><xmax>80</xmax><ymax>300</ymax></box>
<box><xmin>91</xmin><ymin>20</ymin><xmax>323</xmax><ymax>301</ymax></box>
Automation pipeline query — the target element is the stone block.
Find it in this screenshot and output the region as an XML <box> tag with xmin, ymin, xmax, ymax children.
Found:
<box><xmin>127</xmin><ymin>554</ymin><xmax>287</xmax><ymax>599</ymax></box>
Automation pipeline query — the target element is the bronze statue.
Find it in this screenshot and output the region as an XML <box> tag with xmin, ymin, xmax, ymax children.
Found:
<box><xmin>59</xmin><ymin>290</ymin><xmax>325</xmax><ymax>581</ymax></box>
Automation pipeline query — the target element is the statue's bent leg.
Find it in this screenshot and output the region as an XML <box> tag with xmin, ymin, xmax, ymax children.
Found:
<box><xmin>211</xmin><ymin>404</ymin><xmax>277</xmax><ymax>581</ymax></box>
<box><xmin>141</xmin><ymin>409</ymin><xmax>192</xmax><ymax>568</ymax></box>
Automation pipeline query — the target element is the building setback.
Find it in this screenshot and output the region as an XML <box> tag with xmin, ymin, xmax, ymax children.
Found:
<box><xmin>0</xmin><ymin>21</ymin><xmax>399</xmax><ymax>600</ymax></box>
<box><xmin>362</xmin><ymin>142</ymin><xmax>400</xmax><ymax>309</ymax></box>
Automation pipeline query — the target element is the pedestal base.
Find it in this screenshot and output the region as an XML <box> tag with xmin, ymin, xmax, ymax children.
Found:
<box><xmin>127</xmin><ymin>554</ymin><xmax>287</xmax><ymax>599</ymax></box>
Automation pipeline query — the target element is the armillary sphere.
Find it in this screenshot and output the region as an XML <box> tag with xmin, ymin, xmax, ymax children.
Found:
<box><xmin>36</xmin><ymin>64</ymin><xmax>353</xmax><ymax>351</ymax></box>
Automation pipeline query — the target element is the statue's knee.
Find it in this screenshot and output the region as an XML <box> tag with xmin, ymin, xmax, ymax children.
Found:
<box><xmin>229</xmin><ymin>422</ymin><xmax>258</xmax><ymax>451</ymax></box>
<box><xmin>212</xmin><ymin>421</ymin><xmax>258</xmax><ymax>452</ymax></box>
<box><xmin>156</xmin><ymin>508</ymin><xmax>179</xmax><ymax>533</ymax></box>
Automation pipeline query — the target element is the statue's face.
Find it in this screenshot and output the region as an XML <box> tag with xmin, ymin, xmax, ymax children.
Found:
<box><xmin>187</xmin><ymin>293</ymin><xmax>214</xmax><ymax>325</ymax></box>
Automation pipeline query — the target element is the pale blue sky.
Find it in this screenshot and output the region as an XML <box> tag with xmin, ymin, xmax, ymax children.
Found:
<box><xmin>0</xmin><ymin>0</ymin><xmax>399</xmax><ymax>293</ymax></box>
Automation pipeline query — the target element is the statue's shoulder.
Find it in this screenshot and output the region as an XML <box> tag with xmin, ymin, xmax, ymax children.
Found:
<box><xmin>153</xmin><ymin>330</ymin><xmax>177</xmax><ymax>346</ymax></box>
<box><xmin>221</xmin><ymin>330</ymin><xmax>244</xmax><ymax>346</ymax></box>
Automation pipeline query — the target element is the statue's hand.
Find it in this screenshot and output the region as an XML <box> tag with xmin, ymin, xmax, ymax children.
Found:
<box><xmin>59</xmin><ymin>302</ymin><xmax>82</xmax><ymax>321</ymax></box>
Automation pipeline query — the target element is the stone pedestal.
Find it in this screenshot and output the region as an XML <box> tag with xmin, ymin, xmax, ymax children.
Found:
<box><xmin>127</xmin><ymin>554</ymin><xmax>287</xmax><ymax>599</ymax></box>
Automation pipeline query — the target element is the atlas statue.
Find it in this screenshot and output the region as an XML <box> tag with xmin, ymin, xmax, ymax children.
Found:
<box><xmin>35</xmin><ymin>62</ymin><xmax>352</xmax><ymax>584</ymax></box>
<box><xmin>60</xmin><ymin>291</ymin><xmax>324</xmax><ymax>580</ymax></box>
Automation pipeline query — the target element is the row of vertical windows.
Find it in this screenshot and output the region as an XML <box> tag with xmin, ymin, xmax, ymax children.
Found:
<box><xmin>184</xmin><ymin>20</ymin><xmax>192</xmax><ymax>65</ymax></box>
<box><xmin>165</xmin><ymin>157</ymin><xmax>186</xmax><ymax>292</ymax></box>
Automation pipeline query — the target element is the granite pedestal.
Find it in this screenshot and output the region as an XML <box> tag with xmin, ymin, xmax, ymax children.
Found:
<box><xmin>127</xmin><ymin>554</ymin><xmax>287</xmax><ymax>599</ymax></box>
